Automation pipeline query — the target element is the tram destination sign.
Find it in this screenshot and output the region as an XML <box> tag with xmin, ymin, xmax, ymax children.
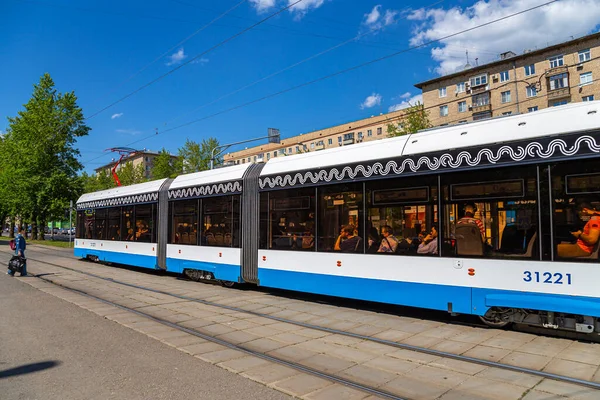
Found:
<box><xmin>373</xmin><ymin>187</ymin><xmax>429</xmax><ymax>205</ymax></box>
<box><xmin>566</xmin><ymin>173</ymin><xmax>600</xmax><ymax>194</ymax></box>
<box><xmin>451</xmin><ymin>179</ymin><xmax>524</xmax><ymax>201</ymax></box>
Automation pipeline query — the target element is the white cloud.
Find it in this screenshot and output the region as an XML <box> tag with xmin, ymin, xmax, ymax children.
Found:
<box><xmin>192</xmin><ymin>58</ymin><xmax>209</xmax><ymax>65</ymax></box>
<box><xmin>409</xmin><ymin>0</ymin><xmax>600</xmax><ymax>75</ymax></box>
<box><xmin>360</xmin><ymin>93</ymin><xmax>382</xmax><ymax>109</ymax></box>
<box><xmin>166</xmin><ymin>48</ymin><xmax>187</xmax><ymax>66</ymax></box>
<box><xmin>389</xmin><ymin>93</ymin><xmax>423</xmax><ymax>112</ymax></box>
<box><xmin>249</xmin><ymin>0</ymin><xmax>276</xmax><ymax>13</ymax></box>
<box><xmin>400</xmin><ymin>92</ymin><xmax>412</xmax><ymax>99</ymax></box>
<box><xmin>111</xmin><ymin>113</ymin><xmax>123</xmax><ymax>119</ymax></box>
<box><xmin>116</xmin><ymin>128</ymin><xmax>142</xmax><ymax>136</ymax></box>
<box><xmin>362</xmin><ymin>5</ymin><xmax>398</xmax><ymax>32</ymax></box>
<box><xmin>250</xmin><ymin>0</ymin><xmax>327</xmax><ymax>18</ymax></box>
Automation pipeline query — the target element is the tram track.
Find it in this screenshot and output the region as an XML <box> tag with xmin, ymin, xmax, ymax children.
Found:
<box><xmin>8</xmin><ymin>249</ymin><xmax>600</xmax><ymax>393</ymax></box>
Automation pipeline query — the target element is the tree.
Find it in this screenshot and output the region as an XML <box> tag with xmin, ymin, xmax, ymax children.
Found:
<box><xmin>177</xmin><ymin>137</ymin><xmax>220</xmax><ymax>173</ymax></box>
<box><xmin>387</xmin><ymin>102</ymin><xmax>432</xmax><ymax>137</ymax></box>
<box><xmin>117</xmin><ymin>161</ymin><xmax>146</xmax><ymax>186</ymax></box>
<box><xmin>80</xmin><ymin>170</ymin><xmax>113</xmax><ymax>193</ymax></box>
<box><xmin>2</xmin><ymin>73</ymin><xmax>90</xmax><ymax>239</ymax></box>
<box><xmin>151</xmin><ymin>148</ymin><xmax>178</xmax><ymax>179</ymax></box>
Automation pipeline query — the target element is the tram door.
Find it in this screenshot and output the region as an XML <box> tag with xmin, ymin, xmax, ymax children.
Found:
<box><xmin>318</xmin><ymin>183</ymin><xmax>363</xmax><ymax>251</ymax></box>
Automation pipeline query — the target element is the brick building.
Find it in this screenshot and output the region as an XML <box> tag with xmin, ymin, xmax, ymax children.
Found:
<box><xmin>223</xmin><ymin>109</ymin><xmax>406</xmax><ymax>166</ymax></box>
<box><xmin>415</xmin><ymin>32</ymin><xmax>600</xmax><ymax>127</ymax></box>
<box><xmin>95</xmin><ymin>150</ymin><xmax>179</xmax><ymax>179</ymax></box>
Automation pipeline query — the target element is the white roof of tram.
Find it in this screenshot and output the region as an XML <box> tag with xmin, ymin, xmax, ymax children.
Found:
<box><xmin>169</xmin><ymin>163</ymin><xmax>251</xmax><ymax>190</ymax></box>
<box><xmin>260</xmin><ymin>101</ymin><xmax>600</xmax><ymax>176</ymax></box>
<box><xmin>77</xmin><ymin>178</ymin><xmax>167</xmax><ymax>204</ymax></box>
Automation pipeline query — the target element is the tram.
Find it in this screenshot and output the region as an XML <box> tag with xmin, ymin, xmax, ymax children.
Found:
<box><xmin>76</xmin><ymin>101</ymin><xmax>600</xmax><ymax>335</ymax></box>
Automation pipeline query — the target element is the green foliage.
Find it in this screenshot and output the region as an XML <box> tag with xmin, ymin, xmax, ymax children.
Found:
<box><xmin>387</xmin><ymin>102</ymin><xmax>432</xmax><ymax>137</ymax></box>
<box><xmin>117</xmin><ymin>161</ymin><xmax>146</xmax><ymax>186</ymax></box>
<box><xmin>2</xmin><ymin>73</ymin><xmax>89</xmax><ymax>239</ymax></box>
<box><xmin>177</xmin><ymin>137</ymin><xmax>220</xmax><ymax>173</ymax></box>
<box><xmin>80</xmin><ymin>171</ymin><xmax>113</xmax><ymax>193</ymax></box>
<box><xmin>151</xmin><ymin>148</ymin><xmax>178</xmax><ymax>179</ymax></box>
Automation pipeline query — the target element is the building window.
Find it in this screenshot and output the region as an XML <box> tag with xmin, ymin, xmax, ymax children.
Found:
<box><xmin>247</xmin><ymin>157</ymin><xmax>251</xmax><ymax>162</ymax></box>
<box><xmin>472</xmin><ymin>93</ymin><xmax>490</xmax><ymax>107</ymax></box>
<box><xmin>439</xmin><ymin>105</ymin><xmax>448</xmax><ymax>117</ymax></box>
<box><xmin>310</xmin><ymin>143</ymin><xmax>315</xmax><ymax>149</ymax></box>
<box><xmin>273</xmin><ymin>151</ymin><xmax>277</xmax><ymax>157</ymax></box>
<box><xmin>526</xmin><ymin>86</ymin><xmax>537</xmax><ymax>97</ymax></box>
<box><xmin>327</xmin><ymin>138</ymin><xmax>332</xmax><ymax>145</ymax></box>
<box><xmin>338</xmin><ymin>136</ymin><xmax>342</xmax><ymax>143</ymax></box>
<box><xmin>549</xmin><ymin>55</ymin><xmax>564</xmax><ymax>68</ymax></box>
<box><xmin>358</xmin><ymin>132</ymin><xmax>363</xmax><ymax>140</ymax></box>
<box><xmin>549</xmin><ymin>73</ymin><xmax>568</xmax><ymax>90</ymax></box>
<box><xmin>501</xmin><ymin>90</ymin><xmax>511</xmax><ymax>103</ymax></box>
<box><xmin>553</xmin><ymin>100</ymin><xmax>568</xmax><ymax>107</ymax></box>
<box><xmin>500</xmin><ymin>70</ymin><xmax>510</xmax><ymax>82</ymax></box>
<box><xmin>253</xmin><ymin>156</ymin><xmax>257</xmax><ymax>162</ymax></box>
<box><xmin>145</xmin><ymin>157</ymin><xmax>149</xmax><ymax>162</ymax></box>
<box><xmin>288</xmin><ymin>147</ymin><xmax>292</xmax><ymax>153</ymax></box>
<box><xmin>456</xmin><ymin>82</ymin><xmax>465</xmax><ymax>93</ymax></box>
<box><xmin>343</xmin><ymin>133</ymin><xmax>354</xmax><ymax>141</ymax></box>
<box><xmin>579</xmin><ymin>49</ymin><xmax>591</xmax><ymax>63</ymax></box>
<box><xmin>502</xmin><ymin>111</ymin><xmax>512</xmax><ymax>116</ymax></box>
<box><xmin>458</xmin><ymin>101</ymin><xmax>467</xmax><ymax>113</ymax></box>
<box><xmin>146</xmin><ymin>165</ymin><xmax>150</xmax><ymax>171</ymax></box>
<box><xmin>377</xmin><ymin>127</ymin><xmax>382</xmax><ymax>135</ymax></box>
<box><xmin>295</xmin><ymin>146</ymin><xmax>300</xmax><ymax>153</ymax></box>
<box><xmin>524</xmin><ymin>64</ymin><xmax>535</xmax><ymax>76</ymax></box>
<box><xmin>583</xmin><ymin>95</ymin><xmax>595</xmax><ymax>102</ymax></box>
<box><xmin>278</xmin><ymin>149</ymin><xmax>285</xmax><ymax>156</ymax></box>
<box><xmin>472</xmin><ymin>111</ymin><xmax>492</xmax><ymax>121</ymax></box>
<box><xmin>267</xmin><ymin>153</ymin><xmax>270</xmax><ymax>160</ymax></box>
<box><xmin>470</xmin><ymin>74</ymin><xmax>488</xmax><ymax>87</ymax></box>
<box><xmin>367</xmin><ymin>129</ymin><xmax>372</xmax><ymax>137</ymax></box>
<box><xmin>241</xmin><ymin>159</ymin><xmax>245</xmax><ymax>164</ymax></box>
<box><xmin>528</xmin><ymin>106</ymin><xmax>538</xmax><ymax>112</ymax></box>
<box><xmin>580</xmin><ymin>72</ymin><xmax>593</xmax><ymax>86</ymax></box>
<box><xmin>438</xmin><ymin>87</ymin><xmax>447</xmax><ymax>98</ymax></box>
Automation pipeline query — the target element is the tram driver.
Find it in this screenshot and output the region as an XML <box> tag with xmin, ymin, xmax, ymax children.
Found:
<box><xmin>557</xmin><ymin>203</ymin><xmax>600</xmax><ymax>258</ymax></box>
<box><xmin>334</xmin><ymin>225</ymin><xmax>362</xmax><ymax>253</ymax></box>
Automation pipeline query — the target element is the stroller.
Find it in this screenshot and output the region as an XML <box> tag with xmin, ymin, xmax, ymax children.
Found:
<box><xmin>8</xmin><ymin>255</ymin><xmax>26</xmax><ymax>274</ymax></box>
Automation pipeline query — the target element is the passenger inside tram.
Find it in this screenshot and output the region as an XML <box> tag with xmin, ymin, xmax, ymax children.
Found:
<box><xmin>334</xmin><ymin>225</ymin><xmax>362</xmax><ymax>253</ymax></box>
<box><xmin>456</xmin><ymin>203</ymin><xmax>485</xmax><ymax>240</ymax></box>
<box><xmin>557</xmin><ymin>203</ymin><xmax>600</xmax><ymax>258</ymax></box>
<box><xmin>417</xmin><ymin>226</ymin><xmax>438</xmax><ymax>255</ymax></box>
<box><xmin>377</xmin><ymin>225</ymin><xmax>399</xmax><ymax>253</ymax></box>
<box><xmin>367</xmin><ymin>227</ymin><xmax>380</xmax><ymax>253</ymax></box>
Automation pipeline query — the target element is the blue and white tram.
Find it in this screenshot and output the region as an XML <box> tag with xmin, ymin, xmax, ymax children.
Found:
<box><xmin>76</xmin><ymin>102</ymin><xmax>600</xmax><ymax>335</ymax></box>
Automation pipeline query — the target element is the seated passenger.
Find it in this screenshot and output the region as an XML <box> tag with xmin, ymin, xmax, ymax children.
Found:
<box><xmin>417</xmin><ymin>226</ymin><xmax>438</xmax><ymax>255</ymax></box>
<box><xmin>334</xmin><ymin>225</ymin><xmax>362</xmax><ymax>253</ymax></box>
<box><xmin>557</xmin><ymin>203</ymin><xmax>600</xmax><ymax>258</ymax></box>
<box><xmin>125</xmin><ymin>228</ymin><xmax>134</xmax><ymax>241</ymax></box>
<box><xmin>377</xmin><ymin>225</ymin><xmax>399</xmax><ymax>253</ymax></box>
<box><xmin>457</xmin><ymin>203</ymin><xmax>485</xmax><ymax>240</ymax></box>
<box><xmin>367</xmin><ymin>227</ymin><xmax>380</xmax><ymax>253</ymax></box>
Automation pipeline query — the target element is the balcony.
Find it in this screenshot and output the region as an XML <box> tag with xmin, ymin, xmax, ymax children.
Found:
<box><xmin>547</xmin><ymin>87</ymin><xmax>571</xmax><ymax>101</ymax></box>
<box><xmin>471</xmin><ymin>103</ymin><xmax>491</xmax><ymax>113</ymax></box>
<box><xmin>342</xmin><ymin>138</ymin><xmax>355</xmax><ymax>146</ymax></box>
<box><xmin>470</xmin><ymin>84</ymin><xmax>490</xmax><ymax>95</ymax></box>
<box><xmin>546</xmin><ymin>65</ymin><xmax>568</xmax><ymax>76</ymax></box>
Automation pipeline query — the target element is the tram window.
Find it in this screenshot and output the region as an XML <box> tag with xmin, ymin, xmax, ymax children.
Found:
<box><xmin>231</xmin><ymin>195</ymin><xmax>241</xmax><ymax>248</ymax></box>
<box><xmin>442</xmin><ymin>166</ymin><xmax>539</xmax><ymax>259</ymax></box>
<box><xmin>95</xmin><ymin>209</ymin><xmax>107</xmax><ymax>240</ymax></box>
<box><xmin>317</xmin><ymin>183</ymin><xmax>363</xmax><ymax>253</ymax></box>
<box><xmin>260</xmin><ymin>188</ymin><xmax>316</xmax><ymax>251</ymax></box>
<box><xmin>76</xmin><ymin>211</ymin><xmax>84</xmax><ymax>239</ymax></box>
<box><xmin>171</xmin><ymin>200</ymin><xmax>198</xmax><ymax>245</ymax></box>
<box><xmin>107</xmin><ymin>207</ymin><xmax>121</xmax><ymax>240</ymax></box>
<box><xmin>552</xmin><ymin>160</ymin><xmax>600</xmax><ymax>261</ymax></box>
<box><xmin>134</xmin><ymin>204</ymin><xmax>153</xmax><ymax>243</ymax></box>
<box><xmin>203</xmin><ymin>196</ymin><xmax>235</xmax><ymax>247</ymax></box>
<box><xmin>84</xmin><ymin>210</ymin><xmax>94</xmax><ymax>239</ymax></box>
<box><xmin>122</xmin><ymin>207</ymin><xmax>134</xmax><ymax>241</ymax></box>
<box><xmin>366</xmin><ymin>177</ymin><xmax>438</xmax><ymax>255</ymax></box>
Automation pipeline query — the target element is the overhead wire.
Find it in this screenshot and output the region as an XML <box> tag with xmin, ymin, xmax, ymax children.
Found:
<box><xmin>85</xmin><ymin>0</ymin><xmax>307</xmax><ymax>120</ymax></box>
<box><xmin>80</xmin><ymin>0</ymin><xmax>559</xmax><ymax>167</ymax></box>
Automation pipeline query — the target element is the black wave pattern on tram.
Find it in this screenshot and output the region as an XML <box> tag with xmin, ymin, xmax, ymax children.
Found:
<box><xmin>76</xmin><ymin>192</ymin><xmax>159</xmax><ymax>210</ymax></box>
<box><xmin>259</xmin><ymin>133</ymin><xmax>600</xmax><ymax>189</ymax></box>
<box><xmin>168</xmin><ymin>181</ymin><xmax>243</xmax><ymax>200</ymax></box>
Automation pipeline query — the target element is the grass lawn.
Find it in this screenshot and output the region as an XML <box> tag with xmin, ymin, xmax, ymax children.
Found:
<box><xmin>28</xmin><ymin>239</ymin><xmax>73</xmax><ymax>249</ymax></box>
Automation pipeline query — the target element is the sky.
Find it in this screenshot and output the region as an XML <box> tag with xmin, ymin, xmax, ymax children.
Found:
<box><xmin>2</xmin><ymin>0</ymin><xmax>600</xmax><ymax>173</ymax></box>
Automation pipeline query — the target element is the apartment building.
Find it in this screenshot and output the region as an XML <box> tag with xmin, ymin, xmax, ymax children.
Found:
<box><xmin>223</xmin><ymin>109</ymin><xmax>406</xmax><ymax>165</ymax></box>
<box><xmin>95</xmin><ymin>150</ymin><xmax>179</xmax><ymax>179</ymax></box>
<box><xmin>415</xmin><ymin>32</ymin><xmax>600</xmax><ymax>127</ymax></box>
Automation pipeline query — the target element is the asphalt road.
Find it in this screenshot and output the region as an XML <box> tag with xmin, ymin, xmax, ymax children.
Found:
<box><xmin>0</xmin><ymin>274</ymin><xmax>291</xmax><ymax>400</ymax></box>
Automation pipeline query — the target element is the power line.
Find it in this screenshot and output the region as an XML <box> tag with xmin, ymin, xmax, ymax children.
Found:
<box><xmin>80</xmin><ymin>0</ymin><xmax>558</xmax><ymax>167</ymax></box>
<box><xmin>100</xmin><ymin>0</ymin><xmax>248</xmax><ymax>100</ymax></box>
<box><xmin>150</xmin><ymin>1</ymin><xmax>559</xmax><ymax>135</ymax></box>
<box><xmin>85</xmin><ymin>0</ymin><xmax>306</xmax><ymax>120</ymax></box>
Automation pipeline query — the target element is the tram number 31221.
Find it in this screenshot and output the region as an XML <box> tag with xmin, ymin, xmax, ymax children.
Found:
<box><xmin>523</xmin><ymin>271</ymin><xmax>572</xmax><ymax>285</ymax></box>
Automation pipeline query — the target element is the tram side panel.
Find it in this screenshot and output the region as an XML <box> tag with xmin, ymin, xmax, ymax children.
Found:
<box><xmin>74</xmin><ymin>239</ymin><xmax>159</xmax><ymax>270</ymax></box>
<box><xmin>165</xmin><ymin>244</ymin><xmax>241</xmax><ymax>282</ymax></box>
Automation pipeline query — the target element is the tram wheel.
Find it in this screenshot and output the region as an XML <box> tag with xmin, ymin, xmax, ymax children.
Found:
<box><xmin>479</xmin><ymin>307</ymin><xmax>512</xmax><ymax>328</ymax></box>
<box><xmin>220</xmin><ymin>280</ymin><xmax>236</xmax><ymax>288</ymax></box>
